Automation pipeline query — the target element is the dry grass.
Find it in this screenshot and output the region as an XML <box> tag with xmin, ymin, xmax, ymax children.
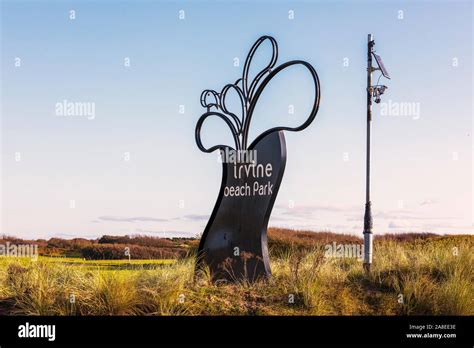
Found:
<box><xmin>0</xmin><ymin>231</ymin><xmax>472</xmax><ymax>316</ymax></box>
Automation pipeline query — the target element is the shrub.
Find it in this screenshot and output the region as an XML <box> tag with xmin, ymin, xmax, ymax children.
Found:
<box><xmin>80</xmin><ymin>244</ymin><xmax>185</xmax><ymax>260</ymax></box>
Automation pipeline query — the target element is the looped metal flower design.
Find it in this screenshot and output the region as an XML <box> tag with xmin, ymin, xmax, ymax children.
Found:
<box><xmin>196</xmin><ymin>35</ymin><xmax>321</xmax><ymax>152</ymax></box>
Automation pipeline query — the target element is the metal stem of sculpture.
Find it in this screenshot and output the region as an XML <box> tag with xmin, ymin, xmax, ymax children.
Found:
<box><xmin>195</xmin><ymin>36</ymin><xmax>320</xmax><ymax>282</ymax></box>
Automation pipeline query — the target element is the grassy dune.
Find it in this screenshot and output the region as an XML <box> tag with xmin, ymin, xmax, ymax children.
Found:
<box><xmin>0</xmin><ymin>231</ymin><xmax>472</xmax><ymax>315</ymax></box>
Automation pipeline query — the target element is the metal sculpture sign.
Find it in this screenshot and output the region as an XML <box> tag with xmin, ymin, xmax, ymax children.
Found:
<box><xmin>195</xmin><ymin>36</ymin><xmax>321</xmax><ymax>282</ymax></box>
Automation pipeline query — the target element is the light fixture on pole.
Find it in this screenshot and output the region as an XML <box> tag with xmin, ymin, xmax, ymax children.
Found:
<box><xmin>363</xmin><ymin>34</ymin><xmax>390</xmax><ymax>272</ymax></box>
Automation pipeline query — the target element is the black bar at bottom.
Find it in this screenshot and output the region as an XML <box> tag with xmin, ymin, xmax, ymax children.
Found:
<box><xmin>0</xmin><ymin>316</ymin><xmax>472</xmax><ymax>346</ymax></box>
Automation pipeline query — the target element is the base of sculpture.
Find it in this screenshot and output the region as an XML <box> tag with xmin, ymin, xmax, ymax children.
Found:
<box><xmin>195</xmin><ymin>131</ymin><xmax>286</xmax><ymax>282</ymax></box>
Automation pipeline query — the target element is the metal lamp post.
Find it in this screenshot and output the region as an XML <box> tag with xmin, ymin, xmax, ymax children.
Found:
<box><xmin>363</xmin><ymin>34</ymin><xmax>390</xmax><ymax>272</ymax></box>
<box><xmin>363</xmin><ymin>34</ymin><xmax>374</xmax><ymax>272</ymax></box>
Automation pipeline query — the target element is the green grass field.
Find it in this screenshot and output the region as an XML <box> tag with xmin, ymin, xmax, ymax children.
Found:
<box><xmin>30</xmin><ymin>257</ymin><xmax>175</xmax><ymax>270</ymax></box>
<box><xmin>0</xmin><ymin>233</ymin><xmax>472</xmax><ymax>316</ymax></box>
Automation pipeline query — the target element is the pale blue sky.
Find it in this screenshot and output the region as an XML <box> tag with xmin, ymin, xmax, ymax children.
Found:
<box><xmin>1</xmin><ymin>0</ymin><xmax>472</xmax><ymax>239</ymax></box>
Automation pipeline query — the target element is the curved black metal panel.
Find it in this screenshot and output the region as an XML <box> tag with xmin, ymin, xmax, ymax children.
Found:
<box><xmin>196</xmin><ymin>131</ymin><xmax>286</xmax><ymax>282</ymax></box>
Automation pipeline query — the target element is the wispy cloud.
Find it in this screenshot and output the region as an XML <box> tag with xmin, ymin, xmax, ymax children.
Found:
<box><xmin>420</xmin><ymin>199</ymin><xmax>437</xmax><ymax>206</ymax></box>
<box><xmin>97</xmin><ymin>214</ymin><xmax>210</xmax><ymax>223</ymax></box>
<box><xmin>274</xmin><ymin>203</ymin><xmax>358</xmax><ymax>220</ymax></box>
<box><xmin>374</xmin><ymin>211</ymin><xmax>455</xmax><ymax>221</ymax></box>
<box><xmin>135</xmin><ymin>228</ymin><xmax>193</xmax><ymax>237</ymax></box>
<box><xmin>179</xmin><ymin>214</ymin><xmax>210</xmax><ymax>221</ymax></box>
<box><xmin>97</xmin><ymin>216</ymin><xmax>169</xmax><ymax>223</ymax></box>
<box><xmin>50</xmin><ymin>232</ymin><xmax>78</xmax><ymax>238</ymax></box>
<box><xmin>388</xmin><ymin>221</ymin><xmax>410</xmax><ymax>229</ymax></box>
